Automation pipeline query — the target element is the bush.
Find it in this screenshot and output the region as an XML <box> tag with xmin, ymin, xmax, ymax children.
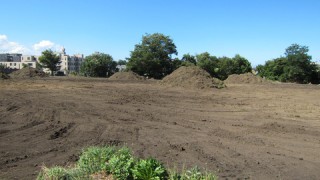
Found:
<box><xmin>77</xmin><ymin>146</ymin><xmax>116</xmax><ymax>174</ymax></box>
<box><xmin>80</xmin><ymin>52</ymin><xmax>117</xmax><ymax>77</ymax></box>
<box><xmin>0</xmin><ymin>64</ymin><xmax>10</xmax><ymax>79</ymax></box>
<box><xmin>132</xmin><ymin>158</ymin><xmax>168</xmax><ymax>180</ymax></box>
<box><xmin>107</xmin><ymin>147</ymin><xmax>135</xmax><ymax>180</ymax></box>
<box><xmin>36</xmin><ymin>146</ymin><xmax>218</xmax><ymax>180</ymax></box>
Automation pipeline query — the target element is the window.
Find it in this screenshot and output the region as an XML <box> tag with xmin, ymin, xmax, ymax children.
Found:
<box><xmin>10</xmin><ymin>63</ymin><xmax>12</xmax><ymax>66</ymax></box>
<box><xmin>14</xmin><ymin>63</ymin><xmax>16</xmax><ymax>66</ymax></box>
<box><xmin>28</xmin><ymin>63</ymin><xmax>33</xmax><ymax>67</ymax></box>
<box><xmin>27</xmin><ymin>57</ymin><xmax>30</xmax><ymax>60</ymax></box>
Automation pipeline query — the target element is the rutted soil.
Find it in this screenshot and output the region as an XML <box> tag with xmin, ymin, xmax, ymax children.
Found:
<box><xmin>0</xmin><ymin>77</ymin><xmax>319</xmax><ymax>179</ymax></box>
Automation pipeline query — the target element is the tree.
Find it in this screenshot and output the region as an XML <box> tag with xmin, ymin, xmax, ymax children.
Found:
<box><xmin>127</xmin><ymin>33</ymin><xmax>178</xmax><ymax>79</ymax></box>
<box><xmin>80</xmin><ymin>52</ymin><xmax>117</xmax><ymax>77</ymax></box>
<box><xmin>257</xmin><ymin>44</ymin><xmax>319</xmax><ymax>83</ymax></box>
<box><xmin>196</xmin><ymin>52</ymin><xmax>218</xmax><ymax>77</ymax></box>
<box><xmin>117</xmin><ymin>60</ymin><xmax>127</xmax><ymax>65</ymax></box>
<box><xmin>38</xmin><ymin>49</ymin><xmax>61</xmax><ymax>76</ymax></box>
<box><xmin>182</xmin><ymin>53</ymin><xmax>197</xmax><ymax>65</ymax></box>
<box><xmin>232</xmin><ymin>54</ymin><xmax>252</xmax><ymax>74</ymax></box>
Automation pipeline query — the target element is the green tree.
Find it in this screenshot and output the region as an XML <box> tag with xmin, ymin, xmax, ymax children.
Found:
<box><xmin>127</xmin><ymin>33</ymin><xmax>178</xmax><ymax>79</ymax></box>
<box><xmin>182</xmin><ymin>53</ymin><xmax>197</xmax><ymax>65</ymax></box>
<box><xmin>38</xmin><ymin>49</ymin><xmax>61</xmax><ymax>76</ymax></box>
<box><xmin>196</xmin><ymin>52</ymin><xmax>218</xmax><ymax>77</ymax></box>
<box><xmin>117</xmin><ymin>60</ymin><xmax>127</xmax><ymax>65</ymax></box>
<box><xmin>80</xmin><ymin>52</ymin><xmax>117</xmax><ymax>77</ymax></box>
<box><xmin>232</xmin><ymin>54</ymin><xmax>252</xmax><ymax>74</ymax></box>
<box><xmin>257</xmin><ymin>44</ymin><xmax>319</xmax><ymax>83</ymax></box>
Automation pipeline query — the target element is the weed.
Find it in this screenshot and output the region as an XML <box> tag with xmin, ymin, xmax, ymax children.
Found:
<box><xmin>132</xmin><ymin>158</ymin><xmax>168</xmax><ymax>180</ymax></box>
<box><xmin>77</xmin><ymin>146</ymin><xmax>116</xmax><ymax>174</ymax></box>
<box><xmin>107</xmin><ymin>147</ymin><xmax>134</xmax><ymax>180</ymax></box>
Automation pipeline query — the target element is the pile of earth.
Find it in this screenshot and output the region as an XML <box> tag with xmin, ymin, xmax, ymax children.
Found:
<box><xmin>109</xmin><ymin>71</ymin><xmax>145</xmax><ymax>80</ymax></box>
<box><xmin>9</xmin><ymin>67</ymin><xmax>47</xmax><ymax>79</ymax></box>
<box><xmin>161</xmin><ymin>66</ymin><xmax>225</xmax><ymax>89</ymax></box>
<box><xmin>224</xmin><ymin>73</ymin><xmax>268</xmax><ymax>84</ymax></box>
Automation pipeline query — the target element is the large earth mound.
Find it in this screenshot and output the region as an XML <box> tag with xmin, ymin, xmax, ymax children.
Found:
<box><xmin>224</xmin><ymin>73</ymin><xmax>268</xmax><ymax>84</ymax></box>
<box><xmin>9</xmin><ymin>67</ymin><xmax>47</xmax><ymax>79</ymax></box>
<box><xmin>161</xmin><ymin>66</ymin><xmax>225</xmax><ymax>89</ymax></box>
<box><xmin>109</xmin><ymin>71</ymin><xmax>145</xmax><ymax>80</ymax></box>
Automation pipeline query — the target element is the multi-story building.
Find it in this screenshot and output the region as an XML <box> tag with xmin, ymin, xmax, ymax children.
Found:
<box><xmin>1</xmin><ymin>48</ymin><xmax>84</xmax><ymax>75</ymax></box>
<box><xmin>56</xmin><ymin>47</ymin><xmax>84</xmax><ymax>75</ymax></box>
<box><xmin>0</xmin><ymin>53</ymin><xmax>37</xmax><ymax>69</ymax></box>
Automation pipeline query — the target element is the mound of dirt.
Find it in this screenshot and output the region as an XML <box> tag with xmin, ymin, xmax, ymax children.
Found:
<box><xmin>224</xmin><ymin>73</ymin><xmax>268</xmax><ymax>84</ymax></box>
<box><xmin>161</xmin><ymin>66</ymin><xmax>225</xmax><ymax>89</ymax></box>
<box><xmin>9</xmin><ymin>67</ymin><xmax>47</xmax><ymax>79</ymax></box>
<box><xmin>109</xmin><ymin>71</ymin><xmax>145</xmax><ymax>80</ymax></box>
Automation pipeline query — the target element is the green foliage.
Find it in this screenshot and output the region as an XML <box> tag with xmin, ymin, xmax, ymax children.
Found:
<box><xmin>77</xmin><ymin>146</ymin><xmax>116</xmax><ymax>174</ymax></box>
<box><xmin>182</xmin><ymin>54</ymin><xmax>197</xmax><ymax>65</ymax></box>
<box><xmin>257</xmin><ymin>44</ymin><xmax>319</xmax><ymax>84</ymax></box>
<box><xmin>80</xmin><ymin>52</ymin><xmax>117</xmax><ymax>77</ymax></box>
<box><xmin>132</xmin><ymin>158</ymin><xmax>168</xmax><ymax>180</ymax></box>
<box><xmin>36</xmin><ymin>166</ymin><xmax>70</xmax><ymax>180</ymax></box>
<box><xmin>168</xmin><ymin>166</ymin><xmax>217</xmax><ymax>180</ymax></box>
<box><xmin>117</xmin><ymin>60</ymin><xmax>128</xmax><ymax>65</ymax></box>
<box><xmin>108</xmin><ymin>147</ymin><xmax>135</xmax><ymax>180</ymax></box>
<box><xmin>37</xmin><ymin>146</ymin><xmax>218</xmax><ymax>180</ymax></box>
<box><xmin>0</xmin><ymin>64</ymin><xmax>9</xmax><ymax>79</ymax></box>
<box><xmin>38</xmin><ymin>49</ymin><xmax>61</xmax><ymax>76</ymax></box>
<box><xmin>196</xmin><ymin>52</ymin><xmax>252</xmax><ymax>80</ymax></box>
<box><xmin>127</xmin><ymin>33</ymin><xmax>178</xmax><ymax>79</ymax></box>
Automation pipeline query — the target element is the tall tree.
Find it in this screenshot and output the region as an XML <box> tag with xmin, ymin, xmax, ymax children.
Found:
<box><xmin>182</xmin><ymin>53</ymin><xmax>197</xmax><ymax>65</ymax></box>
<box><xmin>127</xmin><ymin>33</ymin><xmax>178</xmax><ymax>79</ymax></box>
<box><xmin>38</xmin><ymin>49</ymin><xmax>61</xmax><ymax>76</ymax></box>
<box><xmin>80</xmin><ymin>52</ymin><xmax>117</xmax><ymax>77</ymax></box>
<box><xmin>257</xmin><ymin>44</ymin><xmax>319</xmax><ymax>83</ymax></box>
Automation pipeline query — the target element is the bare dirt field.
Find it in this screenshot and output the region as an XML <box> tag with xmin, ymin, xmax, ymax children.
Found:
<box><xmin>0</xmin><ymin>77</ymin><xmax>319</xmax><ymax>180</ymax></box>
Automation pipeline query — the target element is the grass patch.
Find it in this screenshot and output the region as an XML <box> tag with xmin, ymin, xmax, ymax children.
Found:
<box><xmin>37</xmin><ymin>146</ymin><xmax>218</xmax><ymax>180</ymax></box>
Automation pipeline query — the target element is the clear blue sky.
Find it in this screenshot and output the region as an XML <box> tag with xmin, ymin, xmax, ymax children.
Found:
<box><xmin>1</xmin><ymin>0</ymin><xmax>319</xmax><ymax>66</ymax></box>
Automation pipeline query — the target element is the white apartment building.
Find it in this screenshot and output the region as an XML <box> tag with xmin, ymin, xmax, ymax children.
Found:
<box><xmin>0</xmin><ymin>53</ymin><xmax>37</xmax><ymax>69</ymax></box>
<box><xmin>1</xmin><ymin>48</ymin><xmax>84</xmax><ymax>75</ymax></box>
<box><xmin>55</xmin><ymin>47</ymin><xmax>84</xmax><ymax>75</ymax></box>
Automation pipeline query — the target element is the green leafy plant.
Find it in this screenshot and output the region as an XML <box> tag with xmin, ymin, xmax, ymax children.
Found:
<box><xmin>132</xmin><ymin>158</ymin><xmax>168</xmax><ymax>180</ymax></box>
<box><xmin>36</xmin><ymin>166</ymin><xmax>70</xmax><ymax>180</ymax></box>
<box><xmin>107</xmin><ymin>147</ymin><xmax>135</xmax><ymax>180</ymax></box>
<box><xmin>77</xmin><ymin>146</ymin><xmax>116</xmax><ymax>174</ymax></box>
<box><xmin>36</xmin><ymin>146</ymin><xmax>218</xmax><ymax>180</ymax></box>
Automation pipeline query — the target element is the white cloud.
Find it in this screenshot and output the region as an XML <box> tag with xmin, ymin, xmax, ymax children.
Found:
<box><xmin>33</xmin><ymin>40</ymin><xmax>54</xmax><ymax>51</ymax></box>
<box><xmin>0</xmin><ymin>34</ymin><xmax>63</xmax><ymax>55</ymax></box>
<box><xmin>0</xmin><ymin>34</ymin><xmax>30</xmax><ymax>54</ymax></box>
<box><xmin>32</xmin><ymin>40</ymin><xmax>63</xmax><ymax>55</ymax></box>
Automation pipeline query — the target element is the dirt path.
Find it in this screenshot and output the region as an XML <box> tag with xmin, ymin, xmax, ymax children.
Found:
<box><xmin>0</xmin><ymin>78</ymin><xmax>319</xmax><ymax>179</ymax></box>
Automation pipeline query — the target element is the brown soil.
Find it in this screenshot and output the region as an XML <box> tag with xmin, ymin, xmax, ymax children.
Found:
<box><xmin>109</xmin><ymin>71</ymin><xmax>145</xmax><ymax>81</ymax></box>
<box><xmin>9</xmin><ymin>67</ymin><xmax>47</xmax><ymax>79</ymax></box>
<box><xmin>224</xmin><ymin>73</ymin><xmax>269</xmax><ymax>84</ymax></box>
<box><xmin>0</xmin><ymin>78</ymin><xmax>320</xmax><ymax>180</ymax></box>
<box><xmin>161</xmin><ymin>66</ymin><xmax>225</xmax><ymax>89</ymax></box>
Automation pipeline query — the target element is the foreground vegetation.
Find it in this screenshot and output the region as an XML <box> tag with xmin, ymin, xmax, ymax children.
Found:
<box><xmin>37</xmin><ymin>146</ymin><xmax>217</xmax><ymax>180</ymax></box>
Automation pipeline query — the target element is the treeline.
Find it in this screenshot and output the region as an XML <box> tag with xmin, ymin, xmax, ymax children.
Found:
<box><xmin>79</xmin><ymin>33</ymin><xmax>253</xmax><ymax>81</ymax></box>
<box><xmin>38</xmin><ymin>33</ymin><xmax>319</xmax><ymax>84</ymax></box>
<box><xmin>257</xmin><ymin>44</ymin><xmax>319</xmax><ymax>84</ymax></box>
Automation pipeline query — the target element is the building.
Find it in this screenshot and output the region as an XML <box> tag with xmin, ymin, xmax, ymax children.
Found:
<box><xmin>0</xmin><ymin>53</ymin><xmax>37</xmax><ymax>69</ymax></box>
<box><xmin>1</xmin><ymin>48</ymin><xmax>84</xmax><ymax>75</ymax></box>
<box><xmin>56</xmin><ymin>47</ymin><xmax>84</xmax><ymax>75</ymax></box>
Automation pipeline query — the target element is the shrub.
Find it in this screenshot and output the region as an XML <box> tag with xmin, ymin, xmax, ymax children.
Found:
<box><xmin>107</xmin><ymin>147</ymin><xmax>135</xmax><ymax>180</ymax></box>
<box><xmin>77</xmin><ymin>146</ymin><xmax>116</xmax><ymax>174</ymax></box>
<box><xmin>36</xmin><ymin>166</ymin><xmax>70</xmax><ymax>180</ymax></box>
<box><xmin>132</xmin><ymin>158</ymin><xmax>168</xmax><ymax>180</ymax></box>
